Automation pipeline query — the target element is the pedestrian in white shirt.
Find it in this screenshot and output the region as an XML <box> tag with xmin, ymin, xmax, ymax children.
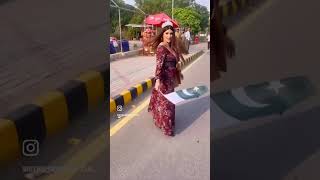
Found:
<box><xmin>184</xmin><ymin>28</ymin><xmax>191</xmax><ymax>52</ymax></box>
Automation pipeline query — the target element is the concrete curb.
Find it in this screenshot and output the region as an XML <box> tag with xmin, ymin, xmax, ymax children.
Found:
<box><xmin>110</xmin><ymin>50</ymin><xmax>205</xmax><ymax>113</ymax></box>
<box><xmin>0</xmin><ymin>64</ymin><xmax>108</xmax><ymax>167</ymax></box>
<box><xmin>110</xmin><ymin>48</ymin><xmax>143</xmax><ymax>61</ymax></box>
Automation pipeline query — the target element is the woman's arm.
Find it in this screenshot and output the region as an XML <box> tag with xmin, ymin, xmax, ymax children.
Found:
<box><xmin>154</xmin><ymin>45</ymin><xmax>166</xmax><ymax>81</ymax></box>
<box><xmin>222</xmin><ymin>24</ymin><xmax>236</xmax><ymax>58</ymax></box>
<box><xmin>154</xmin><ymin>45</ymin><xmax>167</xmax><ymax>90</ymax></box>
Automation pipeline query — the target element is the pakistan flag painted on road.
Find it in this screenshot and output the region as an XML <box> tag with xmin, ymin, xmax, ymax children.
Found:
<box><xmin>176</xmin><ymin>86</ymin><xmax>208</xmax><ymax>99</ymax></box>
<box><xmin>163</xmin><ymin>85</ymin><xmax>208</xmax><ymax>104</ymax></box>
<box><xmin>212</xmin><ymin>76</ymin><xmax>316</xmax><ymax>120</ymax></box>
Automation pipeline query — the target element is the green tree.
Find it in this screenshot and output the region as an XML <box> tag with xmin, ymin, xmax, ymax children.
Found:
<box><xmin>174</xmin><ymin>7</ymin><xmax>201</xmax><ymax>34</ymax></box>
<box><xmin>190</xmin><ymin>4</ymin><xmax>209</xmax><ymax>32</ymax></box>
<box><xmin>110</xmin><ymin>0</ymin><xmax>207</xmax><ymax>39</ymax></box>
<box><xmin>126</xmin><ymin>13</ymin><xmax>145</xmax><ymax>40</ymax></box>
<box><xmin>130</xmin><ymin>13</ymin><xmax>145</xmax><ymax>24</ymax></box>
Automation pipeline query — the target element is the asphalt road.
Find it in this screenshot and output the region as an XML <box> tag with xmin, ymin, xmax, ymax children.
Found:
<box><xmin>212</xmin><ymin>0</ymin><xmax>320</xmax><ymax>179</ymax></box>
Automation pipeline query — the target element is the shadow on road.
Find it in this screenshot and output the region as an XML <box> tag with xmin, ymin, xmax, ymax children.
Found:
<box><xmin>175</xmin><ymin>94</ymin><xmax>210</xmax><ymax>134</ymax></box>
<box><xmin>213</xmin><ymin>105</ymin><xmax>320</xmax><ymax>180</ymax></box>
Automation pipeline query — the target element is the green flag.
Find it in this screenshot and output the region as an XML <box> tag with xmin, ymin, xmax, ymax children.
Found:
<box><xmin>212</xmin><ymin>76</ymin><xmax>316</xmax><ymax>120</ymax></box>
<box><xmin>162</xmin><ymin>85</ymin><xmax>208</xmax><ymax>104</ymax></box>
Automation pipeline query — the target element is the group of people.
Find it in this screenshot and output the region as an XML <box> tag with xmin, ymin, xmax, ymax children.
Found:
<box><xmin>178</xmin><ymin>27</ymin><xmax>192</xmax><ymax>53</ymax></box>
<box><xmin>148</xmin><ymin>1</ymin><xmax>235</xmax><ymax>136</ymax></box>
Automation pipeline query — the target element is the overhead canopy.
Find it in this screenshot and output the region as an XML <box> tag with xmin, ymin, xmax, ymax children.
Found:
<box><xmin>125</xmin><ymin>24</ymin><xmax>153</xmax><ymax>28</ymax></box>
<box><xmin>144</xmin><ymin>12</ymin><xmax>179</xmax><ymax>28</ymax></box>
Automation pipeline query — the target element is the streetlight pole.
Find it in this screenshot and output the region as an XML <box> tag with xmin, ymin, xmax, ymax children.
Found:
<box><xmin>172</xmin><ymin>0</ymin><xmax>174</xmax><ymax>19</ymax></box>
<box><xmin>111</xmin><ymin>0</ymin><xmax>123</xmax><ymax>53</ymax></box>
<box><xmin>111</xmin><ymin>0</ymin><xmax>148</xmax><ymax>52</ymax></box>
<box><xmin>118</xmin><ymin>8</ymin><xmax>123</xmax><ymax>53</ymax></box>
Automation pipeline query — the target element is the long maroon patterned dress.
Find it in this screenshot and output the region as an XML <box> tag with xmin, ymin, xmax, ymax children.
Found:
<box><xmin>148</xmin><ymin>45</ymin><xmax>178</xmax><ymax>136</ymax></box>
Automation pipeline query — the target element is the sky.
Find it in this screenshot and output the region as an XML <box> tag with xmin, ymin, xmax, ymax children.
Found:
<box><xmin>124</xmin><ymin>0</ymin><xmax>210</xmax><ymax>11</ymax></box>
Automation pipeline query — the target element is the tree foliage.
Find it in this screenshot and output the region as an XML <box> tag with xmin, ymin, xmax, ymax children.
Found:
<box><xmin>190</xmin><ymin>3</ymin><xmax>209</xmax><ymax>32</ymax></box>
<box><xmin>173</xmin><ymin>7</ymin><xmax>201</xmax><ymax>33</ymax></box>
<box><xmin>135</xmin><ymin>0</ymin><xmax>196</xmax><ymax>17</ymax></box>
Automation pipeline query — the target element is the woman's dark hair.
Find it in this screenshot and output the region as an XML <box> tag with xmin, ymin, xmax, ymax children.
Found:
<box><xmin>150</xmin><ymin>25</ymin><xmax>178</xmax><ymax>53</ymax></box>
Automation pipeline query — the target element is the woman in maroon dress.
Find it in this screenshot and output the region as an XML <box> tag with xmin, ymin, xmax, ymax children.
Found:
<box><xmin>147</xmin><ymin>21</ymin><xmax>183</xmax><ymax>136</ymax></box>
<box><xmin>211</xmin><ymin>0</ymin><xmax>236</xmax><ymax>85</ymax></box>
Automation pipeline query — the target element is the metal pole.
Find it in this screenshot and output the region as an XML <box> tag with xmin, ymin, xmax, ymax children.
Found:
<box><xmin>118</xmin><ymin>8</ymin><xmax>123</xmax><ymax>53</ymax></box>
<box><xmin>144</xmin><ymin>16</ymin><xmax>146</xmax><ymax>32</ymax></box>
<box><xmin>172</xmin><ymin>0</ymin><xmax>174</xmax><ymax>19</ymax></box>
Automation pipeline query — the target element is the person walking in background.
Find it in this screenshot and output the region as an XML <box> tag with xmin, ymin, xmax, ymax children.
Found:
<box><xmin>142</xmin><ymin>28</ymin><xmax>152</xmax><ymax>55</ymax></box>
<box><xmin>180</xmin><ymin>29</ymin><xmax>188</xmax><ymax>54</ymax></box>
<box><xmin>148</xmin><ymin>20</ymin><xmax>184</xmax><ymax>136</ymax></box>
<box><xmin>142</xmin><ymin>30</ymin><xmax>148</xmax><ymax>55</ymax></box>
<box><xmin>184</xmin><ymin>27</ymin><xmax>191</xmax><ymax>53</ymax></box>
<box><xmin>207</xmin><ymin>33</ymin><xmax>210</xmax><ymax>50</ymax></box>
<box><xmin>211</xmin><ymin>0</ymin><xmax>236</xmax><ymax>85</ymax></box>
<box><xmin>145</xmin><ymin>28</ymin><xmax>153</xmax><ymax>55</ymax></box>
<box><xmin>176</xmin><ymin>28</ymin><xmax>189</xmax><ymax>54</ymax></box>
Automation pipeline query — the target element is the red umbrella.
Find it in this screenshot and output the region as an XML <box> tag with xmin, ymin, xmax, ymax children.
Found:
<box><xmin>144</xmin><ymin>12</ymin><xmax>179</xmax><ymax>28</ymax></box>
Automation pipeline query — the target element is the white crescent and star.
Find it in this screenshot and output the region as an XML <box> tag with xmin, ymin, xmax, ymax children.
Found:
<box><xmin>267</xmin><ymin>81</ymin><xmax>285</xmax><ymax>94</ymax></box>
<box><xmin>182</xmin><ymin>89</ymin><xmax>195</xmax><ymax>97</ymax></box>
<box><xmin>231</xmin><ymin>81</ymin><xmax>286</xmax><ymax>108</ymax></box>
<box><xmin>231</xmin><ymin>87</ymin><xmax>269</xmax><ymax>108</ymax></box>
